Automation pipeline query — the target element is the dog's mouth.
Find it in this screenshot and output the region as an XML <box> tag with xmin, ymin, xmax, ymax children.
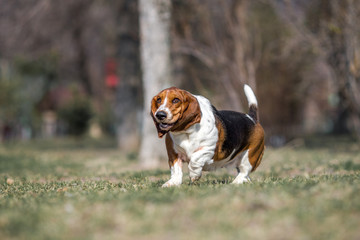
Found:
<box><xmin>159</xmin><ymin>122</ymin><xmax>174</xmax><ymax>131</ymax></box>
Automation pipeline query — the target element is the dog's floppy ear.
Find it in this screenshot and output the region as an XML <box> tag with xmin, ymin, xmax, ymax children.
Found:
<box><xmin>172</xmin><ymin>90</ymin><xmax>201</xmax><ymax>132</ymax></box>
<box><xmin>150</xmin><ymin>97</ymin><xmax>167</xmax><ymax>138</ymax></box>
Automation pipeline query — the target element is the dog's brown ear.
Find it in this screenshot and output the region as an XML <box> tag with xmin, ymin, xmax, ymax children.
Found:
<box><xmin>150</xmin><ymin>110</ymin><xmax>167</xmax><ymax>138</ymax></box>
<box><xmin>172</xmin><ymin>91</ymin><xmax>201</xmax><ymax>132</ymax></box>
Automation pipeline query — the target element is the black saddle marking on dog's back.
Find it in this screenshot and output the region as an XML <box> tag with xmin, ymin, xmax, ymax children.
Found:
<box><xmin>212</xmin><ymin>106</ymin><xmax>255</xmax><ymax>160</ymax></box>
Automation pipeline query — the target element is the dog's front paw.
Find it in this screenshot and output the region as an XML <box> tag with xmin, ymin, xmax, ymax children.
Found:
<box><xmin>232</xmin><ymin>175</ymin><xmax>252</xmax><ymax>184</ymax></box>
<box><xmin>189</xmin><ymin>170</ymin><xmax>202</xmax><ymax>183</ymax></box>
<box><xmin>190</xmin><ymin>175</ymin><xmax>202</xmax><ymax>183</ymax></box>
<box><xmin>161</xmin><ymin>179</ymin><xmax>182</xmax><ymax>188</ymax></box>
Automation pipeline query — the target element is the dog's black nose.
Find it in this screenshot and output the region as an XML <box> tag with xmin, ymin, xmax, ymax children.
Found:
<box><xmin>155</xmin><ymin>111</ymin><xmax>167</xmax><ymax>120</ymax></box>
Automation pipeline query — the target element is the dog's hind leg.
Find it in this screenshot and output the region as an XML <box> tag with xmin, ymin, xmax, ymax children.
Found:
<box><xmin>232</xmin><ymin>150</ymin><xmax>252</xmax><ymax>184</ymax></box>
<box><xmin>232</xmin><ymin>123</ymin><xmax>265</xmax><ymax>184</ymax></box>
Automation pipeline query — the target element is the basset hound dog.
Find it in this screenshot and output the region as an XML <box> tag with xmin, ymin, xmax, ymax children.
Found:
<box><xmin>151</xmin><ymin>85</ymin><xmax>265</xmax><ymax>187</ymax></box>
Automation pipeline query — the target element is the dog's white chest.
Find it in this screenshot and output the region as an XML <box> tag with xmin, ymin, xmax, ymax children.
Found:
<box><xmin>169</xmin><ymin>95</ymin><xmax>219</xmax><ymax>162</ymax></box>
<box><xmin>171</xmin><ymin>131</ymin><xmax>200</xmax><ymax>157</ymax></box>
<box><xmin>176</xmin><ymin>136</ymin><xmax>192</xmax><ymax>153</ymax></box>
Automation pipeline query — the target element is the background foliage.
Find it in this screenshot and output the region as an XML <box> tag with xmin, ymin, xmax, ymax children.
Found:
<box><xmin>0</xmin><ymin>0</ymin><xmax>359</xmax><ymax>146</ymax></box>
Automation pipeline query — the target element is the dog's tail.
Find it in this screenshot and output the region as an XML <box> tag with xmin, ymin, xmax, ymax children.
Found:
<box><xmin>244</xmin><ymin>84</ymin><xmax>259</xmax><ymax>123</ymax></box>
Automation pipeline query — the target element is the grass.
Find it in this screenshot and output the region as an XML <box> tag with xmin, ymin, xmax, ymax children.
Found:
<box><xmin>0</xmin><ymin>136</ymin><xmax>359</xmax><ymax>240</ymax></box>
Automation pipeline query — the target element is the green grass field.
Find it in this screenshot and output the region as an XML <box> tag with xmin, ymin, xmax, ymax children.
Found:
<box><xmin>0</xmin><ymin>137</ymin><xmax>359</xmax><ymax>240</ymax></box>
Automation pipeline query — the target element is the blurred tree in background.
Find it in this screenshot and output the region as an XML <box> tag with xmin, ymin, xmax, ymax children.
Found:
<box><xmin>0</xmin><ymin>0</ymin><xmax>359</xmax><ymax>156</ymax></box>
<box><xmin>309</xmin><ymin>0</ymin><xmax>360</xmax><ymax>137</ymax></box>
<box><xmin>138</xmin><ymin>0</ymin><xmax>173</xmax><ymax>167</ymax></box>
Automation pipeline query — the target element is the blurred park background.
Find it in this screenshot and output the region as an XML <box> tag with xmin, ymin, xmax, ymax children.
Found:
<box><xmin>1</xmin><ymin>1</ymin><xmax>360</xmax><ymax>239</ymax></box>
<box><xmin>0</xmin><ymin>0</ymin><xmax>359</xmax><ymax>163</ymax></box>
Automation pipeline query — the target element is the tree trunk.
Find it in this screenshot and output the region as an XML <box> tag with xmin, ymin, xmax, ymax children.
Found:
<box><xmin>326</xmin><ymin>0</ymin><xmax>360</xmax><ymax>138</ymax></box>
<box><xmin>139</xmin><ymin>0</ymin><xmax>172</xmax><ymax>168</ymax></box>
<box><xmin>344</xmin><ymin>0</ymin><xmax>360</xmax><ymax>138</ymax></box>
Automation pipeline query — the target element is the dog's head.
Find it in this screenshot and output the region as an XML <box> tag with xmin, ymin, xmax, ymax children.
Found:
<box><xmin>151</xmin><ymin>87</ymin><xmax>202</xmax><ymax>138</ymax></box>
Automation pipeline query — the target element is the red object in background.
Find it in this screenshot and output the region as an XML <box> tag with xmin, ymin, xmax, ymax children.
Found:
<box><xmin>106</xmin><ymin>74</ymin><xmax>119</xmax><ymax>88</ymax></box>
<box><xmin>105</xmin><ymin>58</ymin><xmax>119</xmax><ymax>88</ymax></box>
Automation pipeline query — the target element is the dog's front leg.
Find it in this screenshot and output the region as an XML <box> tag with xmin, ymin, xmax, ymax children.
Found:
<box><xmin>188</xmin><ymin>149</ymin><xmax>214</xmax><ymax>183</ymax></box>
<box><xmin>162</xmin><ymin>135</ymin><xmax>183</xmax><ymax>188</ymax></box>
<box><xmin>162</xmin><ymin>159</ymin><xmax>183</xmax><ymax>187</ymax></box>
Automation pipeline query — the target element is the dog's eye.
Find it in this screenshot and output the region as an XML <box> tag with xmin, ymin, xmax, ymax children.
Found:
<box><xmin>156</xmin><ymin>97</ymin><xmax>162</xmax><ymax>104</ymax></box>
<box><xmin>172</xmin><ymin>98</ymin><xmax>180</xmax><ymax>104</ymax></box>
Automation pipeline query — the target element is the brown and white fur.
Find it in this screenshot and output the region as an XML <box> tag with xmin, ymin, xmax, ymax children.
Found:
<box><xmin>150</xmin><ymin>85</ymin><xmax>265</xmax><ymax>187</ymax></box>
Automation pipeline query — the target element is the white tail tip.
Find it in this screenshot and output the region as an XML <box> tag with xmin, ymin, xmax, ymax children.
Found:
<box><xmin>244</xmin><ymin>84</ymin><xmax>258</xmax><ymax>107</ymax></box>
